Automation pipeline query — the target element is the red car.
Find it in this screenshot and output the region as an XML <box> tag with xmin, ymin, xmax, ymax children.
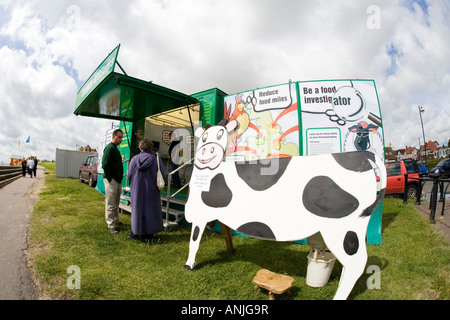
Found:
<box><xmin>386</xmin><ymin>159</ymin><xmax>420</xmax><ymax>199</ymax></box>
<box><xmin>79</xmin><ymin>154</ymin><xmax>98</xmax><ymax>187</ymax></box>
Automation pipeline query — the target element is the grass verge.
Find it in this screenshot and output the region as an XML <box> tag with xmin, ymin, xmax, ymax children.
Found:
<box><xmin>28</xmin><ymin>162</ymin><xmax>450</xmax><ymax>300</ymax></box>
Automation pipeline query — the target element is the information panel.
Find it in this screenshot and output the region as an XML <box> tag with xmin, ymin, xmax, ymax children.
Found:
<box><xmin>223</xmin><ymin>79</ymin><xmax>384</xmax><ymax>244</ymax></box>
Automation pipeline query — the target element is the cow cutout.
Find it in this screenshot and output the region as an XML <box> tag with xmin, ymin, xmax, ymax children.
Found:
<box><xmin>184</xmin><ymin>119</ymin><xmax>386</xmax><ymax>300</ymax></box>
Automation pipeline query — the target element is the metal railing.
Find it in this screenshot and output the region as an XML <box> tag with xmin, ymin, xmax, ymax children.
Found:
<box><xmin>164</xmin><ymin>158</ymin><xmax>193</xmax><ymax>230</ymax></box>
<box><xmin>119</xmin><ymin>155</ymin><xmax>193</xmax><ymax>230</ymax></box>
<box><xmin>0</xmin><ymin>166</ymin><xmax>23</xmax><ymax>188</ymax></box>
<box><xmin>404</xmin><ymin>173</ymin><xmax>450</xmax><ymax>223</ymax></box>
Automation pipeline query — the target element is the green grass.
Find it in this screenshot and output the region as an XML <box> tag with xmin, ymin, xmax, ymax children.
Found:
<box><xmin>29</xmin><ymin>162</ymin><xmax>450</xmax><ymax>300</ymax></box>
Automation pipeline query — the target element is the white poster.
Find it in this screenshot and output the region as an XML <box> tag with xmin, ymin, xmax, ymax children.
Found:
<box><xmin>224</xmin><ymin>83</ymin><xmax>300</xmax><ymax>161</ymax></box>
<box><xmin>299</xmin><ymin>80</ymin><xmax>384</xmax><ymax>160</ymax></box>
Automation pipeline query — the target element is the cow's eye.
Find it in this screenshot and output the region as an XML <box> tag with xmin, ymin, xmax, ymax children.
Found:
<box><xmin>202</xmin><ymin>132</ymin><xmax>208</xmax><ymax>143</ymax></box>
<box><xmin>217</xmin><ymin>129</ymin><xmax>224</xmax><ymax>140</ymax></box>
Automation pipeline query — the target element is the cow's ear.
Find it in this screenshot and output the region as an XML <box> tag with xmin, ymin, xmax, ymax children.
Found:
<box><xmin>226</xmin><ymin>119</ymin><xmax>239</xmax><ymax>133</ymax></box>
<box><xmin>348</xmin><ymin>125</ymin><xmax>358</xmax><ymax>132</ymax></box>
<box><xmin>195</xmin><ymin>127</ymin><xmax>205</xmax><ymax>138</ymax></box>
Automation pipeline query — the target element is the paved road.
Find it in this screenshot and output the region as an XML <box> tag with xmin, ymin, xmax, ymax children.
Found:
<box><xmin>0</xmin><ymin>167</ymin><xmax>44</xmax><ymax>300</ymax></box>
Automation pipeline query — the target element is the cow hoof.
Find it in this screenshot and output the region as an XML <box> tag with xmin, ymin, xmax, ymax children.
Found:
<box><xmin>184</xmin><ymin>263</ymin><xmax>196</xmax><ymax>271</ymax></box>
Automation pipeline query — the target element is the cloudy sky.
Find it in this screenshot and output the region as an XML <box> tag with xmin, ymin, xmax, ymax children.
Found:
<box><xmin>0</xmin><ymin>0</ymin><xmax>449</xmax><ymax>163</ymax></box>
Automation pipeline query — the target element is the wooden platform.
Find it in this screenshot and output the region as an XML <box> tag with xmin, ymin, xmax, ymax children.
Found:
<box><xmin>252</xmin><ymin>269</ymin><xmax>294</xmax><ymax>300</ymax></box>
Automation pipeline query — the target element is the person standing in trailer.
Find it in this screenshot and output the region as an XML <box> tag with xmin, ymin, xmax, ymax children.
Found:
<box><xmin>168</xmin><ymin>131</ymin><xmax>182</xmax><ymax>188</ymax></box>
<box><xmin>127</xmin><ymin>138</ymin><xmax>165</xmax><ymax>242</ymax></box>
<box><xmin>102</xmin><ymin>129</ymin><xmax>124</xmax><ymax>234</ymax></box>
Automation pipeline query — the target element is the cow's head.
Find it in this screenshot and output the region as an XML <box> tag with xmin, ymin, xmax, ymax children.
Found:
<box><xmin>349</xmin><ymin>121</ymin><xmax>378</xmax><ymax>151</ymax></box>
<box><xmin>194</xmin><ymin>119</ymin><xmax>238</xmax><ymax>170</ymax></box>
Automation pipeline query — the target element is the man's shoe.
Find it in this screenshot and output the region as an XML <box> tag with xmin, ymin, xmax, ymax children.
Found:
<box><xmin>108</xmin><ymin>227</ymin><xmax>118</xmax><ymax>234</ymax></box>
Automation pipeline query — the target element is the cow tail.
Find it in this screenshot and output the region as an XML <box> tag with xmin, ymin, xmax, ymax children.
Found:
<box><xmin>360</xmin><ymin>154</ymin><xmax>386</xmax><ymax>217</ymax></box>
<box><xmin>375</xmin><ymin>154</ymin><xmax>387</xmax><ymax>195</ymax></box>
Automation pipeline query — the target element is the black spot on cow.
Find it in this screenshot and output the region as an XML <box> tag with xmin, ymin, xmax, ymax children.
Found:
<box><xmin>235</xmin><ymin>157</ymin><xmax>292</xmax><ymax>191</ymax></box>
<box><xmin>237</xmin><ymin>222</ymin><xmax>276</xmax><ymax>241</ymax></box>
<box><xmin>332</xmin><ymin>151</ymin><xmax>374</xmax><ymax>172</ymax></box>
<box><xmin>201</xmin><ymin>174</ymin><xmax>233</xmax><ymax>208</ymax></box>
<box><xmin>343</xmin><ymin>231</ymin><xmax>359</xmax><ymax>255</ymax></box>
<box><xmin>192</xmin><ymin>226</ymin><xmax>200</xmax><ymax>241</ymax></box>
<box><xmin>303</xmin><ymin>176</ymin><xmax>359</xmax><ymax>218</ymax></box>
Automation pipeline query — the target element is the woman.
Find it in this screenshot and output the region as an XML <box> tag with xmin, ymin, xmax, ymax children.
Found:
<box><xmin>127</xmin><ymin>139</ymin><xmax>165</xmax><ymax>241</ymax></box>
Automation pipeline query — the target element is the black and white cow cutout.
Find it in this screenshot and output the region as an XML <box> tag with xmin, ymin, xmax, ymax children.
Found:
<box><xmin>184</xmin><ymin>119</ymin><xmax>386</xmax><ymax>300</ymax></box>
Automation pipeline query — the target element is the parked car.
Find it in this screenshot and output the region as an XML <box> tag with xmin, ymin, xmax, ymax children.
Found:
<box><xmin>79</xmin><ymin>154</ymin><xmax>98</xmax><ymax>187</ymax></box>
<box><xmin>386</xmin><ymin>159</ymin><xmax>420</xmax><ymax>199</ymax></box>
<box><xmin>430</xmin><ymin>158</ymin><xmax>450</xmax><ymax>177</ymax></box>
<box><xmin>418</xmin><ymin>163</ymin><xmax>428</xmax><ymax>177</ymax></box>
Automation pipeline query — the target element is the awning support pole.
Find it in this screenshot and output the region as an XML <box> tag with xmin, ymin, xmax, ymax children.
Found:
<box><xmin>116</xmin><ymin>60</ymin><xmax>128</xmax><ymax>76</ymax></box>
<box><xmin>187</xmin><ymin>102</ymin><xmax>194</xmax><ymax>134</ymax></box>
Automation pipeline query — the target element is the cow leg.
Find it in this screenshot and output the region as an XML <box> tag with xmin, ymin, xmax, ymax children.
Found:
<box><xmin>184</xmin><ymin>223</ymin><xmax>207</xmax><ymax>270</ymax></box>
<box><xmin>322</xmin><ymin>229</ymin><xmax>368</xmax><ymax>300</ymax></box>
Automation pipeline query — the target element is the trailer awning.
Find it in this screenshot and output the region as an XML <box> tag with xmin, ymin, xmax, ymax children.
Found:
<box><xmin>146</xmin><ymin>103</ymin><xmax>200</xmax><ymax>128</ymax></box>
<box><xmin>74</xmin><ymin>45</ymin><xmax>198</xmax><ymax>122</ymax></box>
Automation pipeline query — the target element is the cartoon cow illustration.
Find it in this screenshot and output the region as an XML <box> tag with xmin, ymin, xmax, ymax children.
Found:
<box><xmin>184</xmin><ymin>119</ymin><xmax>386</xmax><ymax>300</ymax></box>
<box><xmin>348</xmin><ymin>121</ymin><xmax>379</xmax><ymax>151</ymax></box>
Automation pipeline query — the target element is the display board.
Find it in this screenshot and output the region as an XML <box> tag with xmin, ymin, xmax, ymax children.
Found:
<box><xmin>224</xmin><ymin>82</ymin><xmax>300</xmax><ymax>161</ymax></box>
<box><xmin>223</xmin><ymin>79</ymin><xmax>384</xmax><ymax>244</ymax></box>
<box><xmin>299</xmin><ymin>80</ymin><xmax>383</xmax><ymax>158</ymax></box>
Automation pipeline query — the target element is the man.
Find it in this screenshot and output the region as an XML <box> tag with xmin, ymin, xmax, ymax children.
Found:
<box><xmin>33</xmin><ymin>157</ymin><xmax>38</xmax><ymax>177</ymax></box>
<box><xmin>102</xmin><ymin>129</ymin><xmax>124</xmax><ymax>233</ymax></box>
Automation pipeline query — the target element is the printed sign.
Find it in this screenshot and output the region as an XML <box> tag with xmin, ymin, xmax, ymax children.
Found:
<box><xmin>299</xmin><ymin>80</ymin><xmax>383</xmax><ymax>161</ymax></box>
<box><xmin>224</xmin><ymin>83</ymin><xmax>300</xmax><ymax>161</ymax></box>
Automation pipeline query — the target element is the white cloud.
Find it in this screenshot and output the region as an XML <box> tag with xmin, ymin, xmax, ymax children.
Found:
<box><xmin>0</xmin><ymin>0</ymin><xmax>449</xmax><ymax>164</ymax></box>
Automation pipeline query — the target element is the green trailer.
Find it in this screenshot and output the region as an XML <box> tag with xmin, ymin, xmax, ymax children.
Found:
<box><xmin>74</xmin><ymin>45</ymin><xmax>384</xmax><ymax>244</ymax></box>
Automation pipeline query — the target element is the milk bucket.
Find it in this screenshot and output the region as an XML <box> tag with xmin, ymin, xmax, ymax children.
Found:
<box><xmin>306</xmin><ymin>249</ymin><xmax>336</xmax><ymax>287</ymax></box>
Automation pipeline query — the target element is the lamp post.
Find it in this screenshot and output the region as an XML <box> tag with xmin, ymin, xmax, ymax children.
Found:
<box><xmin>418</xmin><ymin>106</ymin><xmax>427</xmax><ymax>168</ymax></box>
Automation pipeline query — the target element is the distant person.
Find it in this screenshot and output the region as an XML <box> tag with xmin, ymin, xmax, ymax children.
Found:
<box><xmin>102</xmin><ymin>129</ymin><xmax>124</xmax><ymax>234</ymax></box>
<box><xmin>168</xmin><ymin>131</ymin><xmax>182</xmax><ymax>188</ymax></box>
<box><xmin>33</xmin><ymin>157</ymin><xmax>38</xmax><ymax>177</ymax></box>
<box><xmin>127</xmin><ymin>138</ymin><xmax>165</xmax><ymax>242</ymax></box>
<box><xmin>21</xmin><ymin>159</ymin><xmax>27</xmax><ymax>177</ymax></box>
<box><xmin>27</xmin><ymin>158</ymin><xmax>34</xmax><ymax>178</ymax></box>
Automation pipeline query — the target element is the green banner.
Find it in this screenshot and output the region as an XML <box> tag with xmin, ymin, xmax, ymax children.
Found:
<box><xmin>75</xmin><ymin>44</ymin><xmax>120</xmax><ymax>110</ymax></box>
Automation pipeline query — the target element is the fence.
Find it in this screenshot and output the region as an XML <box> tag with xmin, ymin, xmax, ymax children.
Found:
<box><xmin>0</xmin><ymin>166</ymin><xmax>23</xmax><ymax>189</ymax></box>
<box><xmin>404</xmin><ymin>174</ymin><xmax>450</xmax><ymax>223</ymax></box>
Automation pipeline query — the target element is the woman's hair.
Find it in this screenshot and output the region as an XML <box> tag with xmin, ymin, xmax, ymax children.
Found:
<box><xmin>139</xmin><ymin>138</ymin><xmax>154</xmax><ymax>151</ymax></box>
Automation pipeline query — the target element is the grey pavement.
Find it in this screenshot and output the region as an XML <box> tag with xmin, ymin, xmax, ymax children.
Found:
<box><xmin>414</xmin><ymin>195</ymin><xmax>450</xmax><ymax>243</ymax></box>
<box><xmin>0</xmin><ymin>166</ymin><xmax>45</xmax><ymax>300</ymax></box>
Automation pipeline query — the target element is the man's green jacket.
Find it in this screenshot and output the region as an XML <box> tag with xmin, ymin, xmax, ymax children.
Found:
<box><xmin>102</xmin><ymin>142</ymin><xmax>123</xmax><ymax>183</ymax></box>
